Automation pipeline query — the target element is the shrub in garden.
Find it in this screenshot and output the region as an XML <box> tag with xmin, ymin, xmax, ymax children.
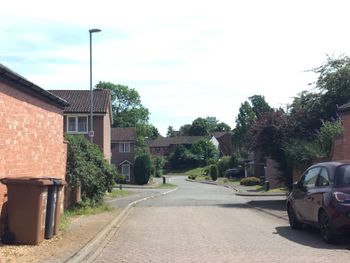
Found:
<box><xmin>209</xmin><ymin>164</ymin><xmax>219</xmax><ymax>181</ymax></box>
<box><xmin>240</xmin><ymin>177</ymin><xmax>260</xmax><ymax>186</ymax></box>
<box><xmin>154</xmin><ymin>156</ymin><xmax>166</xmax><ymax>177</ymax></box>
<box><xmin>218</xmin><ymin>156</ymin><xmax>231</xmax><ymax>177</ymax></box>
<box><xmin>188</xmin><ymin>175</ymin><xmax>197</xmax><ymax>180</ymax></box>
<box><xmin>115</xmin><ymin>173</ymin><xmax>126</xmax><ymax>184</ymax></box>
<box><xmin>134</xmin><ymin>153</ymin><xmax>152</xmax><ymax>185</ymax></box>
<box><xmin>66</xmin><ymin>135</ymin><xmax>117</xmax><ymax>205</ymax></box>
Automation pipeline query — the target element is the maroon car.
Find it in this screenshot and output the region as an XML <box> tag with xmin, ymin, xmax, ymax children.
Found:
<box><xmin>287</xmin><ymin>161</ymin><xmax>350</xmax><ymax>243</ymax></box>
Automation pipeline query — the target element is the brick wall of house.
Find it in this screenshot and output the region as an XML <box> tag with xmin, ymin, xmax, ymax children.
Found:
<box><xmin>217</xmin><ymin>134</ymin><xmax>233</xmax><ymax>156</ymax></box>
<box><xmin>330</xmin><ymin>111</ymin><xmax>350</xmax><ymax>161</ymax></box>
<box><xmin>111</xmin><ymin>142</ymin><xmax>135</xmax><ymax>183</ymax></box>
<box><xmin>150</xmin><ymin>147</ymin><xmax>169</xmax><ymax>156</ymax></box>
<box><xmin>331</xmin><ymin>135</ymin><xmax>345</xmax><ymax>161</ymax></box>
<box><xmin>111</xmin><ymin>142</ymin><xmax>135</xmax><ymax>166</ymax></box>
<box><xmin>0</xmin><ymin>85</ymin><xmax>66</xmax><ymax>227</ymax></box>
<box><xmin>103</xmin><ymin>108</ymin><xmax>111</xmax><ymax>162</ymax></box>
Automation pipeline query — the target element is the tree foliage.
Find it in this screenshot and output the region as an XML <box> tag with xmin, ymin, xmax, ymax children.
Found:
<box><xmin>249</xmin><ymin>95</ymin><xmax>272</xmax><ymax>119</ymax></box>
<box><xmin>166</xmin><ymin>126</ymin><xmax>178</xmax><ymax>137</ymax></box>
<box><xmin>65</xmin><ymin>135</ymin><xmax>116</xmax><ymax>205</ymax></box>
<box><xmin>190</xmin><ymin>139</ymin><xmax>218</xmax><ymax>164</ymax></box>
<box><xmin>96</xmin><ymin>81</ymin><xmax>149</xmax><ymax>128</ymax></box>
<box><xmin>188</xmin><ymin>118</ymin><xmax>210</xmax><ymax>136</ymax></box>
<box><xmin>134</xmin><ymin>153</ymin><xmax>152</xmax><ymax>185</ymax></box>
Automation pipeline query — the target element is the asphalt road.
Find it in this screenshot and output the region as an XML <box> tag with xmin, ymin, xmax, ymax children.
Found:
<box><xmin>92</xmin><ymin>176</ymin><xmax>350</xmax><ymax>263</ymax></box>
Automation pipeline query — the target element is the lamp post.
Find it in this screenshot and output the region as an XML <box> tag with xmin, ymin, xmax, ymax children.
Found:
<box><xmin>89</xmin><ymin>28</ymin><xmax>101</xmax><ymax>143</ymax></box>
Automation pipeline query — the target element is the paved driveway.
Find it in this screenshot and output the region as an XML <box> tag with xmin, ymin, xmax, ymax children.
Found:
<box><xmin>92</xmin><ymin>176</ymin><xmax>350</xmax><ymax>263</ymax></box>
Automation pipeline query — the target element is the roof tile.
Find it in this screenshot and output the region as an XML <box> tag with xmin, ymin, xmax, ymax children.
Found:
<box><xmin>111</xmin><ymin>127</ymin><xmax>137</xmax><ymax>141</ymax></box>
<box><xmin>49</xmin><ymin>89</ymin><xmax>110</xmax><ymax>113</ymax></box>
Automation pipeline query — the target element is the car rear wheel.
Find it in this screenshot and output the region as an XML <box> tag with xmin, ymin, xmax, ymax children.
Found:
<box><xmin>287</xmin><ymin>204</ymin><xmax>302</xmax><ymax>230</ymax></box>
<box><xmin>319</xmin><ymin>210</ymin><xmax>336</xmax><ymax>243</ymax></box>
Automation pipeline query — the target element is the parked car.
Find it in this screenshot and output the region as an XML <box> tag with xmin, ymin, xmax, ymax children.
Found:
<box><xmin>225</xmin><ymin>168</ymin><xmax>244</xmax><ymax>179</ymax></box>
<box><xmin>286</xmin><ymin>161</ymin><xmax>350</xmax><ymax>243</ymax></box>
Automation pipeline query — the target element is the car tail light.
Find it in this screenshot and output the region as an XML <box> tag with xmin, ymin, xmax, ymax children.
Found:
<box><xmin>333</xmin><ymin>192</ymin><xmax>350</xmax><ymax>203</ymax></box>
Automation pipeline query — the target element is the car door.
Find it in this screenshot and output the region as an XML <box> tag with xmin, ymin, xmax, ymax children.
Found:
<box><xmin>293</xmin><ymin>167</ymin><xmax>320</xmax><ymax>221</ymax></box>
<box><xmin>310</xmin><ymin>167</ymin><xmax>331</xmax><ymax>223</ymax></box>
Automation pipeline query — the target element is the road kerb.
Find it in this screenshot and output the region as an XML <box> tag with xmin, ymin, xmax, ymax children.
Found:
<box><xmin>64</xmin><ymin>187</ymin><xmax>178</xmax><ymax>263</ymax></box>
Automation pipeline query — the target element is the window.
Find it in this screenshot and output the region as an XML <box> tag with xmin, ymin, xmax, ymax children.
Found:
<box><xmin>155</xmin><ymin>147</ymin><xmax>161</xmax><ymax>153</ymax></box>
<box><xmin>122</xmin><ymin>164</ymin><xmax>130</xmax><ymax>182</ymax></box>
<box><xmin>316</xmin><ymin>168</ymin><xmax>330</xmax><ymax>187</ymax></box>
<box><xmin>302</xmin><ymin>167</ymin><xmax>320</xmax><ymax>189</ymax></box>
<box><xmin>335</xmin><ymin>165</ymin><xmax>350</xmax><ymax>186</ymax></box>
<box><xmin>67</xmin><ymin>116</ymin><xmax>88</xmax><ymax>133</ymax></box>
<box><xmin>119</xmin><ymin>143</ymin><xmax>130</xmax><ymax>153</ymax></box>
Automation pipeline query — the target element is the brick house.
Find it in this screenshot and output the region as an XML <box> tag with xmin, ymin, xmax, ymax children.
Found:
<box><xmin>149</xmin><ymin>136</ymin><xmax>219</xmax><ymax>157</ymax></box>
<box><xmin>49</xmin><ymin>89</ymin><xmax>113</xmax><ymax>162</ymax></box>
<box><xmin>211</xmin><ymin>132</ymin><xmax>234</xmax><ymax>156</ymax></box>
<box><xmin>111</xmin><ymin>128</ymin><xmax>137</xmax><ymax>183</ymax></box>
<box><xmin>0</xmin><ymin>64</ymin><xmax>68</xmax><ymax>235</ymax></box>
<box><xmin>331</xmin><ymin>102</ymin><xmax>350</xmax><ymax>161</ymax></box>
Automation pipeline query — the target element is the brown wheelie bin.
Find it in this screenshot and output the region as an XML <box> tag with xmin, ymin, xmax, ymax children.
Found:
<box><xmin>1</xmin><ymin>177</ymin><xmax>53</xmax><ymax>245</ymax></box>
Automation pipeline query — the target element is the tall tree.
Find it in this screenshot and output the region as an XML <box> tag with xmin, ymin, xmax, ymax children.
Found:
<box><xmin>188</xmin><ymin>118</ymin><xmax>209</xmax><ymax>136</ymax></box>
<box><xmin>213</xmin><ymin>122</ymin><xmax>231</xmax><ymax>132</ymax></box>
<box><xmin>166</xmin><ymin>126</ymin><xmax>178</xmax><ymax>137</ymax></box>
<box><xmin>179</xmin><ymin>124</ymin><xmax>191</xmax><ymax>136</ymax></box>
<box><xmin>95</xmin><ymin>81</ymin><xmax>149</xmax><ymax>127</ymax></box>
<box><xmin>249</xmin><ymin>95</ymin><xmax>272</xmax><ymax>119</ymax></box>
<box><xmin>233</xmin><ymin>101</ymin><xmax>256</xmax><ymax>149</ymax></box>
<box><xmin>314</xmin><ymin>55</ymin><xmax>350</xmax><ymax>120</ymax></box>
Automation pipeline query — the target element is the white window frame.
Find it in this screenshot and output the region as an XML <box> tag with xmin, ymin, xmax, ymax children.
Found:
<box><xmin>66</xmin><ymin>115</ymin><xmax>89</xmax><ymax>134</ymax></box>
<box><xmin>119</xmin><ymin>142</ymin><xmax>131</xmax><ymax>153</ymax></box>
<box><xmin>121</xmin><ymin>164</ymin><xmax>130</xmax><ymax>182</ymax></box>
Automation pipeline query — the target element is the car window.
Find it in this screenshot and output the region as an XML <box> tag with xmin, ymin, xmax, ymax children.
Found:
<box><xmin>335</xmin><ymin>165</ymin><xmax>350</xmax><ymax>186</ymax></box>
<box><xmin>301</xmin><ymin>167</ymin><xmax>320</xmax><ymax>189</ymax></box>
<box><xmin>316</xmin><ymin>168</ymin><xmax>330</xmax><ymax>187</ymax></box>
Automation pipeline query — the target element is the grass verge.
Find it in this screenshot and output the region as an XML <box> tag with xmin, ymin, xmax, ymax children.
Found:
<box><xmin>158</xmin><ymin>183</ymin><xmax>177</xmax><ymax>189</ymax></box>
<box><xmin>106</xmin><ymin>189</ymin><xmax>130</xmax><ymax>198</ymax></box>
<box><xmin>165</xmin><ymin>167</ymin><xmax>206</xmax><ymax>176</ymax></box>
<box><xmin>60</xmin><ymin>202</ymin><xmax>114</xmax><ymax>232</ymax></box>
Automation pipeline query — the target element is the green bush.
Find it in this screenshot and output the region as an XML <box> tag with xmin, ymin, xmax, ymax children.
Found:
<box><xmin>134</xmin><ymin>153</ymin><xmax>152</xmax><ymax>185</ymax></box>
<box><xmin>209</xmin><ymin>164</ymin><xmax>219</xmax><ymax>181</ymax></box>
<box><xmin>205</xmin><ymin>175</ymin><xmax>211</xmax><ymax>180</ymax></box>
<box><xmin>188</xmin><ymin>175</ymin><xmax>197</xmax><ymax>180</ymax></box>
<box><xmin>65</xmin><ymin>135</ymin><xmax>117</xmax><ymax>205</ymax></box>
<box><xmin>154</xmin><ymin>156</ymin><xmax>166</xmax><ymax>177</ymax></box>
<box><xmin>218</xmin><ymin>156</ymin><xmax>231</xmax><ymax>177</ymax></box>
<box><xmin>115</xmin><ymin>173</ymin><xmax>126</xmax><ymax>184</ymax></box>
<box><xmin>240</xmin><ymin>177</ymin><xmax>260</xmax><ymax>186</ymax></box>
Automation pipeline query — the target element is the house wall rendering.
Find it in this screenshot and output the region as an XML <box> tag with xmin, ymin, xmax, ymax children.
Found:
<box><xmin>0</xmin><ymin>84</ymin><xmax>67</xmax><ymax>229</ymax></box>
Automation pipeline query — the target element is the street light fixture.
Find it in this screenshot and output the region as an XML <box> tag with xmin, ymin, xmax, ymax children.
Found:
<box><xmin>89</xmin><ymin>28</ymin><xmax>101</xmax><ymax>143</ymax></box>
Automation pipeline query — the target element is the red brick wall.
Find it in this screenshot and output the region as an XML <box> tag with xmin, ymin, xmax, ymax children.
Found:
<box><xmin>103</xmin><ymin>108</ymin><xmax>111</xmax><ymax>162</ymax></box>
<box><xmin>331</xmin><ymin>135</ymin><xmax>344</xmax><ymax>161</ymax></box>
<box><xmin>217</xmin><ymin>134</ymin><xmax>233</xmax><ymax>156</ymax></box>
<box><xmin>63</xmin><ymin>114</ymin><xmax>110</xmax><ymax>162</ymax></box>
<box><xmin>111</xmin><ymin>142</ymin><xmax>135</xmax><ymax>166</ymax></box>
<box><xmin>0</xmin><ymin>84</ymin><xmax>67</xmax><ymax>221</ymax></box>
<box><xmin>331</xmin><ymin>112</ymin><xmax>350</xmax><ymax>161</ymax></box>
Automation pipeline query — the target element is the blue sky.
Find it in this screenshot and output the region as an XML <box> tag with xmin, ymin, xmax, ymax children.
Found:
<box><xmin>1</xmin><ymin>0</ymin><xmax>350</xmax><ymax>135</ymax></box>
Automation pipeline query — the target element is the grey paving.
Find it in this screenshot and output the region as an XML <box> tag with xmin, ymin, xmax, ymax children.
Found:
<box><xmin>92</xmin><ymin>176</ymin><xmax>350</xmax><ymax>263</ymax></box>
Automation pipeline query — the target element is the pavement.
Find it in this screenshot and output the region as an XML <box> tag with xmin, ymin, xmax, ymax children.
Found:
<box><xmin>61</xmin><ymin>176</ymin><xmax>288</xmax><ymax>262</ymax></box>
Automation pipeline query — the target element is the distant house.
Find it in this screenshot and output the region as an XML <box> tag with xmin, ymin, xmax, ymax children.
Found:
<box><xmin>111</xmin><ymin>128</ymin><xmax>137</xmax><ymax>183</ymax></box>
<box><xmin>211</xmin><ymin>132</ymin><xmax>234</xmax><ymax>156</ymax></box>
<box><xmin>0</xmin><ymin>64</ymin><xmax>68</xmax><ymax>237</ymax></box>
<box><xmin>49</xmin><ymin>89</ymin><xmax>113</xmax><ymax>162</ymax></box>
<box><xmin>149</xmin><ymin>136</ymin><xmax>219</xmax><ymax>157</ymax></box>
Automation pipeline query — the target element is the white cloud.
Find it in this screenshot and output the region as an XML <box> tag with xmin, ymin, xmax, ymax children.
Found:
<box><xmin>1</xmin><ymin>0</ymin><xmax>350</xmax><ymax>135</ymax></box>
